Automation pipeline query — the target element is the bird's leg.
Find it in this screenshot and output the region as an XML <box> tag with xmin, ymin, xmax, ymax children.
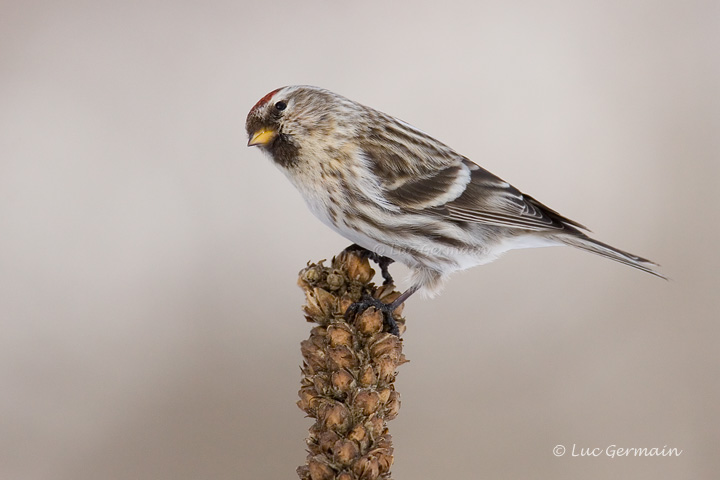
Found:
<box><xmin>342</xmin><ymin>243</ymin><xmax>395</xmax><ymax>285</ymax></box>
<box><xmin>344</xmin><ymin>285</ymin><xmax>418</xmax><ymax>336</ymax></box>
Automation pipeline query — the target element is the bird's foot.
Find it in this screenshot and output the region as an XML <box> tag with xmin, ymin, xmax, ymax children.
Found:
<box><xmin>344</xmin><ymin>293</ymin><xmax>401</xmax><ymax>336</ymax></box>
<box><xmin>342</xmin><ymin>244</ymin><xmax>395</xmax><ymax>285</ymax></box>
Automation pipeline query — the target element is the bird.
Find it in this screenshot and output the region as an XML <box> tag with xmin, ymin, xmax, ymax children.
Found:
<box><xmin>246</xmin><ymin>85</ymin><xmax>664</xmax><ymax>334</ymax></box>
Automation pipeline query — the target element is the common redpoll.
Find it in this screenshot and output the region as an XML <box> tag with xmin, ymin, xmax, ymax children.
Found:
<box><xmin>246</xmin><ymin>86</ymin><xmax>664</xmax><ymax>333</ymax></box>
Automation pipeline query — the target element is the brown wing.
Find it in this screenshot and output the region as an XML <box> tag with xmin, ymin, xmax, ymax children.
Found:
<box><xmin>374</xmin><ymin>152</ymin><xmax>588</xmax><ymax>232</ymax></box>
<box><xmin>358</xmin><ymin>110</ymin><xmax>588</xmax><ymax>232</ymax></box>
<box><xmin>440</xmin><ymin>159</ymin><xmax>588</xmax><ymax>231</ymax></box>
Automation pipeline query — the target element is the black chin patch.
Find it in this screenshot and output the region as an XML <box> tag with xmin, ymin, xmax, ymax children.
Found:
<box><xmin>269</xmin><ymin>134</ymin><xmax>300</xmax><ymax>169</ymax></box>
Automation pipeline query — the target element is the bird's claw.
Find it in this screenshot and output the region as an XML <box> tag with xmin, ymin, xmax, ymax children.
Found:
<box><xmin>344</xmin><ymin>293</ymin><xmax>400</xmax><ymax>336</ymax></box>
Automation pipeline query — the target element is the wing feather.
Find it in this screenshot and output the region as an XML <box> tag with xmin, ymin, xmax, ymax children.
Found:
<box><xmin>365</xmin><ymin>139</ymin><xmax>588</xmax><ymax>232</ymax></box>
<box><xmin>440</xmin><ymin>159</ymin><xmax>589</xmax><ymax>231</ymax></box>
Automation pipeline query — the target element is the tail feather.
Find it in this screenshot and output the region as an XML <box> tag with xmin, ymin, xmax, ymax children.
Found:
<box><xmin>557</xmin><ymin>234</ymin><xmax>667</xmax><ymax>280</ymax></box>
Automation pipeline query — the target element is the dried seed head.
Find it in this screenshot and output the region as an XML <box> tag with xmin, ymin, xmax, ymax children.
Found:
<box><xmin>364</xmin><ymin>414</ymin><xmax>384</xmax><ymax>438</ymax></box>
<box><xmin>310</xmin><ymin>326</ymin><xmax>328</xmax><ymax>337</ymax></box>
<box><xmin>375</xmin><ymin>451</ymin><xmax>394</xmax><ymax>474</ymax></box>
<box><xmin>297</xmin><ymin>465</ymin><xmax>310</xmax><ymax>480</ymax></box>
<box><xmin>300</xmin><ymin>339</ymin><xmax>326</xmax><ymax>371</ymax></box>
<box><xmin>377</xmin><ymin>388</ymin><xmax>391</xmax><ymax>405</ymax></box>
<box><xmin>297</xmin><ymin>386</ymin><xmax>320</xmax><ymax>413</ymax></box>
<box><xmin>357</xmin><ymin>365</ymin><xmax>377</xmax><ymax>387</ymax></box>
<box><xmin>369</xmin><ymin>334</ymin><xmax>402</xmax><ymax>360</ymax></box>
<box><xmin>303</xmin><ymin>290</ymin><xmax>325</xmax><ymax>319</ymax></box>
<box><xmin>328</xmin><ymin>345</ymin><xmax>359</xmax><ymax>370</ymax></box>
<box><xmin>299</xmin><ymin>265</ymin><xmax>322</xmax><ymax>289</ymax></box>
<box><xmin>326</xmin><ymin>272</ymin><xmax>345</xmax><ymax>291</ymax></box>
<box><xmin>353</xmin><ymin>390</ymin><xmax>381</xmax><ymax>415</ymax></box>
<box><xmin>384</xmin><ymin>391</ymin><xmax>401</xmax><ymax>420</ymax></box>
<box><xmin>353</xmin><ymin>454</ymin><xmax>380</xmax><ymax>480</ymax></box>
<box><xmin>375</xmin><ymin>355</ymin><xmax>398</xmax><ymax>385</ymax></box>
<box><xmin>333</xmin><ymin>438</ymin><xmax>360</xmax><ymax>466</ymax></box>
<box><xmin>327</xmin><ymin>324</ymin><xmax>354</xmax><ymax>348</ymax></box>
<box><xmin>321</xmin><ymin>403</ymin><xmax>351</xmax><ymax>433</ymax></box>
<box><xmin>339</xmin><ymin>294</ymin><xmax>355</xmax><ymax>314</ymax></box>
<box><xmin>372</xmin><ymin>284</ymin><xmax>395</xmax><ymax>301</ymax></box>
<box><xmin>312</xmin><ymin>374</ymin><xmax>331</xmax><ymax>396</ymax></box>
<box><xmin>307</xmin><ymin>457</ymin><xmax>335</xmax><ymax>480</ymax></box>
<box><xmin>354</xmin><ymin>307</ymin><xmax>383</xmax><ymax>335</ymax></box>
<box><xmin>343</xmin><ymin>252</ymin><xmax>374</xmax><ymax>284</ymax></box>
<box><xmin>314</xmin><ymin>287</ymin><xmax>337</xmax><ymax>317</ymax></box>
<box><xmin>375</xmin><ymin>433</ymin><xmax>392</xmax><ymax>450</ymax></box>
<box><xmin>347</xmin><ymin>423</ymin><xmax>366</xmax><ymax>443</ymax></box>
<box><xmin>317</xmin><ymin>430</ymin><xmax>341</xmax><ymax>455</ymax></box>
<box><xmin>331</xmin><ymin>369</ymin><xmax>355</xmax><ymax>393</ymax></box>
<box><xmin>298</xmin><ymin>254</ymin><xmax>407</xmax><ymax>480</ymax></box>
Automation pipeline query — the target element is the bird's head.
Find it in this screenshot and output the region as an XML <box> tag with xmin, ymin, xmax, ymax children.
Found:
<box><xmin>246</xmin><ymin>86</ymin><xmax>359</xmax><ymax>168</ymax></box>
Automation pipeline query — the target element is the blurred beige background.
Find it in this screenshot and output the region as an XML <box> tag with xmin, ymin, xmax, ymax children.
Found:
<box><xmin>1</xmin><ymin>1</ymin><xmax>718</xmax><ymax>479</ymax></box>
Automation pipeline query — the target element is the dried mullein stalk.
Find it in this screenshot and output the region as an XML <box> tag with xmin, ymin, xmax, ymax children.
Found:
<box><xmin>296</xmin><ymin>250</ymin><xmax>408</xmax><ymax>480</ymax></box>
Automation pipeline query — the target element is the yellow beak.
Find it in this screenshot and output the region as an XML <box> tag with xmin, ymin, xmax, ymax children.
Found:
<box><xmin>248</xmin><ymin>128</ymin><xmax>277</xmax><ymax>147</ymax></box>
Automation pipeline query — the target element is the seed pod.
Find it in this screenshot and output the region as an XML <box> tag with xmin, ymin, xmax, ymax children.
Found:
<box><xmin>344</xmin><ymin>252</ymin><xmax>374</xmax><ymax>284</ymax></box>
<box><xmin>307</xmin><ymin>456</ymin><xmax>335</xmax><ymax>480</ymax></box>
<box><xmin>299</xmin><ymin>265</ymin><xmax>322</xmax><ymax>286</ymax></box>
<box><xmin>297</xmin><ymin>465</ymin><xmax>310</xmax><ymax>480</ymax></box>
<box><xmin>300</xmin><ymin>339</ymin><xmax>326</xmax><ymax>371</ymax></box>
<box><xmin>375</xmin><ymin>450</ymin><xmax>394</xmax><ymax>474</ymax></box>
<box><xmin>326</xmin><ymin>272</ymin><xmax>345</xmax><ymax>291</ymax></box>
<box><xmin>384</xmin><ymin>391</ymin><xmax>401</xmax><ymax>420</ymax></box>
<box><xmin>364</xmin><ymin>414</ymin><xmax>384</xmax><ymax>438</ymax></box>
<box><xmin>333</xmin><ymin>438</ymin><xmax>360</xmax><ymax>466</ymax></box>
<box><xmin>331</xmin><ymin>369</ymin><xmax>355</xmax><ymax>393</ymax></box>
<box><xmin>377</xmin><ymin>387</ymin><xmax>391</xmax><ymax>405</ymax></box>
<box><xmin>373</xmin><ymin>284</ymin><xmax>395</xmax><ymax>302</ymax></box>
<box><xmin>353</xmin><ymin>390</ymin><xmax>381</xmax><ymax>415</ymax></box>
<box><xmin>347</xmin><ymin>423</ymin><xmax>366</xmax><ymax>444</ymax></box>
<box><xmin>312</xmin><ymin>374</ymin><xmax>331</xmax><ymax>396</ymax></box>
<box><xmin>375</xmin><ymin>355</ymin><xmax>398</xmax><ymax>385</ymax></box>
<box><xmin>303</xmin><ymin>290</ymin><xmax>325</xmax><ymax>318</ymax></box>
<box><xmin>328</xmin><ymin>345</ymin><xmax>359</xmax><ymax>370</ymax></box>
<box><xmin>314</xmin><ymin>287</ymin><xmax>337</xmax><ymax>317</ymax></box>
<box><xmin>317</xmin><ymin>430</ymin><xmax>340</xmax><ymax>455</ymax></box>
<box><xmin>297</xmin><ymin>386</ymin><xmax>320</xmax><ymax>413</ymax></box>
<box><xmin>357</xmin><ymin>365</ymin><xmax>377</xmax><ymax>387</ymax></box>
<box><xmin>321</xmin><ymin>403</ymin><xmax>351</xmax><ymax>433</ymax></box>
<box><xmin>310</xmin><ymin>326</ymin><xmax>328</xmax><ymax>338</ymax></box>
<box><xmin>327</xmin><ymin>324</ymin><xmax>354</xmax><ymax>348</ymax></box>
<box><xmin>354</xmin><ymin>307</ymin><xmax>383</xmax><ymax>335</ymax></box>
<box><xmin>369</xmin><ymin>334</ymin><xmax>401</xmax><ymax>360</ymax></box>
<box><xmin>339</xmin><ymin>294</ymin><xmax>355</xmax><ymax>315</ymax></box>
<box><xmin>352</xmin><ymin>454</ymin><xmax>379</xmax><ymax>480</ymax></box>
<box><xmin>374</xmin><ymin>433</ymin><xmax>393</xmax><ymax>450</ymax></box>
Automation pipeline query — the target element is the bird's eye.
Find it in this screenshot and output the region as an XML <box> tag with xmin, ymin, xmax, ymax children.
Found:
<box><xmin>275</xmin><ymin>101</ymin><xmax>287</xmax><ymax>111</ymax></box>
